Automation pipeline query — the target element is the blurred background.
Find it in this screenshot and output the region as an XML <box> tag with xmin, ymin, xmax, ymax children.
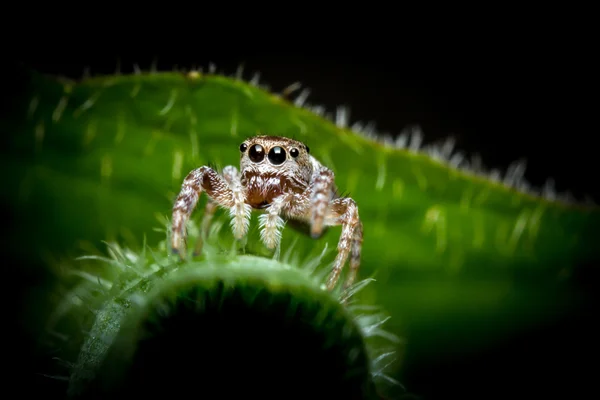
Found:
<box><xmin>16</xmin><ymin>49</ymin><xmax>598</xmax><ymax>201</ymax></box>
<box><xmin>8</xmin><ymin>39</ymin><xmax>599</xmax><ymax>399</ymax></box>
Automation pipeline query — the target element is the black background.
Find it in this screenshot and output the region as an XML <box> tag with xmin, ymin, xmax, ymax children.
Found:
<box><xmin>6</xmin><ymin>22</ymin><xmax>599</xmax><ymax>399</ymax></box>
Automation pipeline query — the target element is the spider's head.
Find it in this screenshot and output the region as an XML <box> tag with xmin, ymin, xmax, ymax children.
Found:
<box><xmin>239</xmin><ymin>135</ymin><xmax>313</xmax><ymax>179</ymax></box>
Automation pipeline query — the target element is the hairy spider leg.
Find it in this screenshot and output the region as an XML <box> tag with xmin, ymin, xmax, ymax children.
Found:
<box><xmin>261</xmin><ymin>189</ymin><xmax>362</xmax><ymax>291</ymax></box>
<box><xmin>171</xmin><ymin>166</ymin><xmax>250</xmax><ymax>258</ymax></box>
<box><xmin>193</xmin><ymin>166</ymin><xmax>242</xmax><ymax>256</ymax></box>
<box><xmin>346</xmin><ymin>221</ymin><xmax>363</xmax><ymax>289</ymax></box>
<box><xmin>324</xmin><ymin>198</ymin><xmax>362</xmax><ymax>290</ymax></box>
<box><xmin>192</xmin><ymin>200</ymin><xmax>218</xmax><ymax>256</ymax></box>
<box><xmin>310</xmin><ymin>167</ymin><xmax>336</xmax><ymax>238</ymax></box>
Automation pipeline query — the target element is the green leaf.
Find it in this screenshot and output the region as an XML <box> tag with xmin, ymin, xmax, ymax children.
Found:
<box><xmin>4</xmin><ymin>65</ymin><xmax>599</xmax><ymax>394</ymax></box>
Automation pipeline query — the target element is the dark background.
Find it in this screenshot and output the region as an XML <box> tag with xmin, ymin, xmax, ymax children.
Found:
<box><xmin>9</xmin><ymin>40</ymin><xmax>599</xmax><ymax>399</ymax></box>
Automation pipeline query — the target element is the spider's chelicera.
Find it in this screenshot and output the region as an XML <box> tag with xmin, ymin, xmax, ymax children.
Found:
<box><xmin>171</xmin><ymin>135</ymin><xmax>363</xmax><ymax>291</ymax></box>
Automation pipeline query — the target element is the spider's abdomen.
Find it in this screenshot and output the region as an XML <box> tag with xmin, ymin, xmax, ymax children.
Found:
<box><xmin>242</xmin><ymin>171</ymin><xmax>305</xmax><ymax>209</ymax></box>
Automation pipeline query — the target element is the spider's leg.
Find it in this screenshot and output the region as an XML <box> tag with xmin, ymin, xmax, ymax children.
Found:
<box><xmin>172</xmin><ymin>166</ymin><xmax>249</xmax><ymax>258</ymax></box>
<box><xmin>192</xmin><ymin>200</ymin><xmax>218</xmax><ymax>256</ymax></box>
<box><xmin>323</xmin><ymin>197</ymin><xmax>361</xmax><ymax>291</ymax></box>
<box><xmin>310</xmin><ymin>167</ymin><xmax>335</xmax><ymax>238</ymax></box>
<box><xmin>345</xmin><ymin>220</ymin><xmax>363</xmax><ymax>290</ymax></box>
<box><xmin>193</xmin><ymin>165</ymin><xmax>243</xmax><ymax>256</ymax></box>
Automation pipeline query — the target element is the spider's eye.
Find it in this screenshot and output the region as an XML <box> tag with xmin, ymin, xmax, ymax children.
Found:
<box><xmin>268</xmin><ymin>146</ymin><xmax>286</xmax><ymax>165</ymax></box>
<box><xmin>240</xmin><ymin>143</ymin><xmax>248</xmax><ymax>153</ymax></box>
<box><xmin>305</xmin><ymin>146</ymin><xmax>310</xmax><ymax>154</ymax></box>
<box><xmin>290</xmin><ymin>148</ymin><xmax>299</xmax><ymax>158</ymax></box>
<box><xmin>249</xmin><ymin>144</ymin><xmax>265</xmax><ymax>162</ymax></box>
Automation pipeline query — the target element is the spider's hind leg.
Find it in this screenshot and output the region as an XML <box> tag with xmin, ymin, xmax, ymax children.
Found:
<box><xmin>193</xmin><ymin>199</ymin><xmax>219</xmax><ymax>256</ymax></box>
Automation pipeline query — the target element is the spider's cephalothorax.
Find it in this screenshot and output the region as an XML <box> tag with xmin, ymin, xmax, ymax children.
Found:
<box><xmin>171</xmin><ymin>135</ymin><xmax>363</xmax><ymax>291</ymax></box>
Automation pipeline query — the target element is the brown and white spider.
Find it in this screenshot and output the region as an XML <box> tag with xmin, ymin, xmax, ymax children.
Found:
<box><xmin>170</xmin><ymin>135</ymin><xmax>363</xmax><ymax>291</ymax></box>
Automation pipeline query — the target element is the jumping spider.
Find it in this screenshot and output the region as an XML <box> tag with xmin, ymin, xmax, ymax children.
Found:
<box><xmin>171</xmin><ymin>135</ymin><xmax>363</xmax><ymax>291</ymax></box>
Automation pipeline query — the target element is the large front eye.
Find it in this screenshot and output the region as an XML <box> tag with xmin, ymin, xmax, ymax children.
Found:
<box><xmin>268</xmin><ymin>146</ymin><xmax>286</xmax><ymax>165</ymax></box>
<box><xmin>249</xmin><ymin>144</ymin><xmax>265</xmax><ymax>162</ymax></box>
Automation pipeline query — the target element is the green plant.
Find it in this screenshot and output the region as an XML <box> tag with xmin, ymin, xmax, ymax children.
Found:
<box><xmin>4</xmin><ymin>63</ymin><xmax>598</xmax><ymax>398</ymax></box>
<box><xmin>56</xmin><ymin>221</ymin><xmax>398</xmax><ymax>399</ymax></box>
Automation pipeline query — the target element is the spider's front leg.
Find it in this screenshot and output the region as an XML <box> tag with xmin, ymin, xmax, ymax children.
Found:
<box><xmin>193</xmin><ymin>166</ymin><xmax>245</xmax><ymax>255</ymax></box>
<box><xmin>324</xmin><ymin>198</ymin><xmax>363</xmax><ymax>291</ymax></box>
<box><xmin>171</xmin><ymin>166</ymin><xmax>251</xmax><ymax>258</ymax></box>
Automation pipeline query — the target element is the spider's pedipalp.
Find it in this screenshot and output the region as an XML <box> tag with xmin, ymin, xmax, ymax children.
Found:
<box><xmin>219</xmin><ymin>164</ymin><xmax>252</xmax><ymax>239</ymax></box>
<box><xmin>258</xmin><ymin>192</ymin><xmax>293</xmax><ymax>249</ymax></box>
<box><xmin>222</xmin><ymin>165</ymin><xmax>241</xmax><ymax>185</ymax></box>
<box><xmin>228</xmin><ymin>184</ymin><xmax>252</xmax><ymax>241</ymax></box>
<box><xmin>310</xmin><ymin>167</ymin><xmax>335</xmax><ymax>238</ymax></box>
